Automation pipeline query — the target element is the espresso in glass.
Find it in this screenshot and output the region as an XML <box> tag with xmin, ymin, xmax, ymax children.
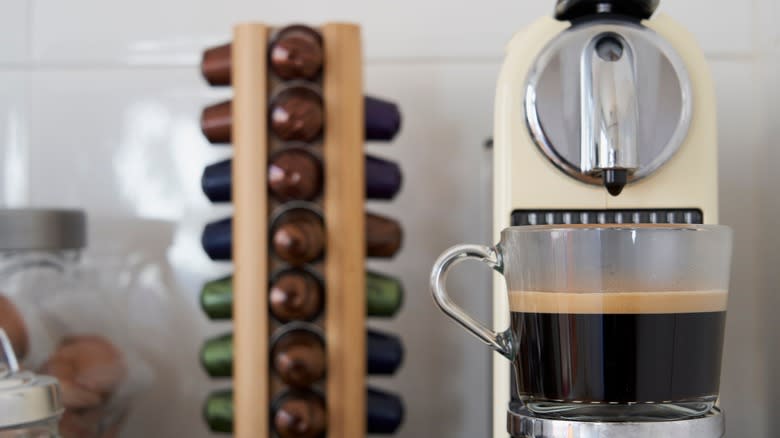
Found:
<box><xmin>431</xmin><ymin>224</ymin><xmax>732</xmax><ymax>421</ymax></box>
<box><xmin>510</xmin><ymin>290</ymin><xmax>726</xmax><ymax>418</ymax></box>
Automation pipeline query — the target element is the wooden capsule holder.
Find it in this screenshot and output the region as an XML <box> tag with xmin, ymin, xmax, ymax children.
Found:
<box><xmin>230</xmin><ymin>23</ymin><xmax>365</xmax><ymax>438</ymax></box>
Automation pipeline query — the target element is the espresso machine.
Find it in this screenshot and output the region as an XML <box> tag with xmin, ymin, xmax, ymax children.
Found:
<box><xmin>492</xmin><ymin>0</ymin><xmax>723</xmax><ymax>436</ymax></box>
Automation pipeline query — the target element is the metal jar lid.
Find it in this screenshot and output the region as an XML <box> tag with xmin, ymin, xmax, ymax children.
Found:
<box><xmin>0</xmin><ymin>329</ymin><xmax>63</xmax><ymax>428</ymax></box>
<box><xmin>0</xmin><ymin>209</ymin><xmax>86</xmax><ymax>250</ymax></box>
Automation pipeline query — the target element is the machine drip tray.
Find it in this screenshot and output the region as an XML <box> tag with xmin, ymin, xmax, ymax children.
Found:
<box><xmin>507</xmin><ymin>404</ymin><xmax>724</xmax><ymax>438</ymax></box>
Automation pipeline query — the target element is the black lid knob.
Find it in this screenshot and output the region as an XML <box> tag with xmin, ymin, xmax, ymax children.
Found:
<box><xmin>555</xmin><ymin>0</ymin><xmax>659</xmax><ymax>21</ymax></box>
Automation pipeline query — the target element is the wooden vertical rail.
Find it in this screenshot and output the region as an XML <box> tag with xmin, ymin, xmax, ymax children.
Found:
<box><xmin>231</xmin><ymin>23</ymin><xmax>269</xmax><ymax>438</ymax></box>
<box><xmin>322</xmin><ymin>23</ymin><xmax>366</xmax><ymax>438</ymax></box>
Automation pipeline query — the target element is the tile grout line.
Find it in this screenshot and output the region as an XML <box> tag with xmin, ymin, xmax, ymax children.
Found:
<box><xmin>26</xmin><ymin>0</ymin><xmax>33</xmax><ymax>64</ymax></box>
<box><xmin>22</xmin><ymin>0</ymin><xmax>33</xmax><ymax>205</ymax></box>
<box><xmin>0</xmin><ymin>51</ymin><xmax>771</xmax><ymax>71</ymax></box>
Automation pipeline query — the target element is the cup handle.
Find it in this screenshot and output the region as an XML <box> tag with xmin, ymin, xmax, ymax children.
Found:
<box><xmin>430</xmin><ymin>244</ymin><xmax>514</xmax><ymax>359</ymax></box>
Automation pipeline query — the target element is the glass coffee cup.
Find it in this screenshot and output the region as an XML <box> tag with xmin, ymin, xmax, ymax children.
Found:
<box><xmin>431</xmin><ymin>224</ymin><xmax>732</xmax><ymax>421</ymax></box>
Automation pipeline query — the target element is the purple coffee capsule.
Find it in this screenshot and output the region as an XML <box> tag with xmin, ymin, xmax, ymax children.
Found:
<box><xmin>202</xmin><ymin>159</ymin><xmax>232</xmax><ymax>203</ymax></box>
<box><xmin>364</xmin><ymin>96</ymin><xmax>402</xmax><ymax>141</ymax></box>
<box><xmin>202</xmin><ymin>217</ymin><xmax>232</xmax><ymax>261</ymax></box>
<box><xmin>365</xmin><ymin>155</ymin><xmax>403</xmax><ymax>200</ymax></box>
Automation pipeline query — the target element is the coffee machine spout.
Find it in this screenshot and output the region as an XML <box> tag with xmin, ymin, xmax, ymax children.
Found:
<box><xmin>580</xmin><ymin>33</ymin><xmax>639</xmax><ymax>196</ymax></box>
<box><xmin>603</xmin><ymin>169</ymin><xmax>628</xmax><ymax>196</ymax></box>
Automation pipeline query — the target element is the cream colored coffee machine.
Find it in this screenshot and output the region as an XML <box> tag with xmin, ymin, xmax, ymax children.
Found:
<box><xmin>492</xmin><ymin>0</ymin><xmax>722</xmax><ymax>436</ymax></box>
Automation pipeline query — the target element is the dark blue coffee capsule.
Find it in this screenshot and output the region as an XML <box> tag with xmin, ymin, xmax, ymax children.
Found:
<box><xmin>367</xmin><ymin>329</ymin><xmax>404</xmax><ymax>375</ymax></box>
<box><xmin>202</xmin><ymin>159</ymin><xmax>232</xmax><ymax>202</ymax></box>
<box><xmin>202</xmin><ymin>217</ymin><xmax>232</xmax><ymax>260</ymax></box>
<box><xmin>366</xmin><ymin>155</ymin><xmax>402</xmax><ymax>200</ymax></box>
<box><xmin>365</xmin><ymin>96</ymin><xmax>402</xmax><ymax>141</ymax></box>
<box><xmin>367</xmin><ymin>387</ymin><xmax>404</xmax><ymax>434</ymax></box>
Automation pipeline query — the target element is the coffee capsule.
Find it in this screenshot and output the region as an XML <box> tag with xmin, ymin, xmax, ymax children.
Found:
<box><xmin>269</xmin><ymin>269</ymin><xmax>324</xmax><ymax>322</ymax></box>
<box><xmin>365</xmin><ymin>270</ymin><xmax>404</xmax><ymax>317</ymax></box>
<box><xmin>272</xmin><ymin>390</ymin><xmax>327</xmax><ymax>438</ymax></box>
<box><xmin>203</xmin><ymin>389</ymin><xmax>234</xmax><ymax>433</ymax></box>
<box><xmin>201</xmin><ymin>159</ymin><xmax>232</xmax><ymax>203</ymax></box>
<box><xmin>366</xmin><ymin>212</ymin><xmax>403</xmax><ymax>258</ymax></box>
<box><xmin>201</xmin><ymin>100</ymin><xmax>232</xmax><ymax>144</ymax></box>
<box><xmin>269</xmin><ymin>149</ymin><xmax>323</xmax><ymax>201</ymax></box>
<box><xmin>201</xmin><ymin>43</ymin><xmax>231</xmax><ymax>86</ymax></box>
<box><xmin>200</xmin><ymin>333</ymin><xmax>233</xmax><ymax>378</ymax></box>
<box><xmin>367</xmin><ymin>387</ymin><xmax>405</xmax><ymax>434</ymax></box>
<box><xmin>365</xmin><ymin>155</ymin><xmax>402</xmax><ymax>200</ymax></box>
<box><xmin>270</xmin><ymin>25</ymin><xmax>324</xmax><ymax>80</ymax></box>
<box><xmin>200</xmin><ymin>275</ymin><xmax>233</xmax><ymax>320</ymax></box>
<box><xmin>271</xmin><ymin>207</ymin><xmax>325</xmax><ymax>266</ymax></box>
<box><xmin>270</xmin><ymin>86</ymin><xmax>324</xmax><ymax>142</ymax></box>
<box><xmin>365</xmin><ymin>96</ymin><xmax>402</xmax><ymax>141</ymax></box>
<box><xmin>270</xmin><ymin>324</ymin><xmax>326</xmax><ymax>388</ymax></box>
<box><xmin>367</xmin><ymin>329</ymin><xmax>404</xmax><ymax>375</ymax></box>
<box><xmin>201</xmin><ymin>217</ymin><xmax>232</xmax><ymax>261</ymax></box>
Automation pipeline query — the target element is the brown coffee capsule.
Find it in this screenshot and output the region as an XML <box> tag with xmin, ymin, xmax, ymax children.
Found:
<box><xmin>273</xmin><ymin>391</ymin><xmax>327</xmax><ymax>438</ymax></box>
<box><xmin>199</xmin><ymin>93</ymin><xmax>399</xmax><ymax>144</ymax></box>
<box><xmin>269</xmin><ymin>269</ymin><xmax>323</xmax><ymax>322</ymax></box>
<box><xmin>270</xmin><ymin>86</ymin><xmax>324</xmax><ymax>142</ymax></box>
<box><xmin>269</xmin><ymin>149</ymin><xmax>323</xmax><ymax>202</ymax></box>
<box><xmin>272</xmin><ymin>207</ymin><xmax>325</xmax><ymax>266</ymax></box>
<box><xmin>366</xmin><ymin>212</ymin><xmax>403</xmax><ymax>258</ymax></box>
<box><xmin>271</xmin><ymin>326</ymin><xmax>326</xmax><ymax>388</ymax></box>
<box><xmin>270</xmin><ymin>25</ymin><xmax>324</xmax><ymax>80</ymax></box>
<box><xmin>201</xmin><ymin>43</ymin><xmax>231</xmax><ymax>86</ymax></box>
<box><xmin>201</xmin><ymin>100</ymin><xmax>232</xmax><ymax>144</ymax></box>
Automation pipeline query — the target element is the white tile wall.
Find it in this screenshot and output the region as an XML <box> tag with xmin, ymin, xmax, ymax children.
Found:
<box><xmin>712</xmin><ymin>59</ymin><xmax>770</xmax><ymax>438</ymax></box>
<box><xmin>29</xmin><ymin>0</ymin><xmax>548</xmax><ymax>64</ymax></box>
<box><xmin>0</xmin><ymin>1</ymin><xmax>29</xmax><ymax>64</ymax></box>
<box><xmin>658</xmin><ymin>2</ymin><xmax>754</xmax><ymax>54</ymax></box>
<box><xmin>754</xmin><ymin>0</ymin><xmax>780</xmax><ymax>52</ymax></box>
<box><xmin>0</xmin><ymin>72</ymin><xmax>29</xmax><ymax>206</ymax></box>
<box><xmin>27</xmin><ymin>69</ymin><xmax>230</xmax><ymax>217</ymax></box>
<box><xmin>29</xmin><ymin>0</ymin><xmax>761</xmax><ymax>65</ymax></box>
<box><xmin>0</xmin><ymin>1</ymin><xmax>777</xmax><ymax>437</ymax></box>
<box><xmin>364</xmin><ymin>61</ymin><xmax>497</xmax><ymax>438</ymax></box>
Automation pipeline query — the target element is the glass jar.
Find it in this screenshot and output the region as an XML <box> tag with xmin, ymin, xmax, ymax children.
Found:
<box><xmin>0</xmin><ymin>209</ymin><xmax>141</xmax><ymax>437</ymax></box>
<box><xmin>0</xmin><ymin>329</ymin><xmax>63</xmax><ymax>437</ymax></box>
<box><xmin>0</xmin><ymin>209</ymin><xmax>86</xmax><ymax>368</ymax></box>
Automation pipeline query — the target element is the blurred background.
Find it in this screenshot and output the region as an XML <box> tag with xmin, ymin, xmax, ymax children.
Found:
<box><xmin>0</xmin><ymin>0</ymin><xmax>777</xmax><ymax>437</ymax></box>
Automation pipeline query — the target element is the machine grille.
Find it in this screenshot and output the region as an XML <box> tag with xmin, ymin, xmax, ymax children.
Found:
<box><xmin>511</xmin><ymin>209</ymin><xmax>703</xmax><ymax>226</ymax></box>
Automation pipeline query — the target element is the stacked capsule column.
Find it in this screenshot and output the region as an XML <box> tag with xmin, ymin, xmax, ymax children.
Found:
<box><xmin>197</xmin><ymin>23</ymin><xmax>406</xmax><ymax>438</ymax></box>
